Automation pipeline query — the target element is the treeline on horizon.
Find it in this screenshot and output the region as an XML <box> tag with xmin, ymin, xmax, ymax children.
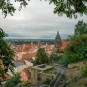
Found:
<box><xmin>5</xmin><ymin>39</ymin><xmax>56</xmax><ymax>45</ymax></box>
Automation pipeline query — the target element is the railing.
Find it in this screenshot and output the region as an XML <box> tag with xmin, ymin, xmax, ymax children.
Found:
<box><xmin>49</xmin><ymin>73</ymin><xmax>61</xmax><ymax>87</ymax></box>
<box><xmin>53</xmin><ymin>74</ymin><xmax>64</xmax><ymax>87</ymax></box>
<box><xmin>48</xmin><ymin>73</ymin><xmax>64</xmax><ymax>87</ymax></box>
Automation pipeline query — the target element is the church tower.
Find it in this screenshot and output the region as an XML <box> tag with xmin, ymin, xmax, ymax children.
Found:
<box><xmin>55</xmin><ymin>31</ymin><xmax>61</xmax><ymax>52</ymax></box>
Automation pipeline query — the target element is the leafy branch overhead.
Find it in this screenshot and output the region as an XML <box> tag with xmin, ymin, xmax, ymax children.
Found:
<box><xmin>49</xmin><ymin>0</ymin><xmax>87</xmax><ymax>18</ymax></box>
<box><xmin>0</xmin><ymin>0</ymin><xmax>87</xmax><ymax>18</ymax></box>
<box><xmin>0</xmin><ymin>0</ymin><xmax>29</xmax><ymax>17</ymax></box>
<box><xmin>75</xmin><ymin>20</ymin><xmax>87</xmax><ymax>35</ymax></box>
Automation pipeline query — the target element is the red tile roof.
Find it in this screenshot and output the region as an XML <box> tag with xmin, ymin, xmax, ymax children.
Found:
<box><xmin>22</xmin><ymin>51</ymin><xmax>37</xmax><ymax>59</ymax></box>
<box><xmin>20</xmin><ymin>44</ymin><xmax>32</xmax><ymax>51</ymax></box>
<box><xmin>20</xmin><ymin>67</ymin><xmax>31</xmax><ymax>81</ymax></box>
<box><xmin>59</xmin><ymin>40</ymin><xmax>69</xmax><ymax>50</ymax></box>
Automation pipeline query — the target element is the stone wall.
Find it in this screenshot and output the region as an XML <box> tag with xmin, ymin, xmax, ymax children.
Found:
<box><xmin>65</xmin><ymin>61</ymin><xmax>85</xmax><ymax>79</ymax></box>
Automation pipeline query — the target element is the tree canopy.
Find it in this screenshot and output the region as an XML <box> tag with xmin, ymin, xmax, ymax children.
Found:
<box><xmin>33</xmin><ymin>48</ymin><xmax>49</xmax><ymax>65</ymax></box>
<box><xmin>0</xmin><ymin>0</ymin><xmax>28</xmax><ymax>17</ymax></box>
<box><xmin>0</xmin><ymin>28</ymin><xmax>14</xmax><ymax>83</ymax></box>
<box><xmin>82</xmin><ymin>63</ymin><xmax>87</xmax><ymax>77</ymax></box>
<box><xmin>61</xmin><ymin>34</ymin><xmax>87</xmax><ymax>65</ymax></box>
<box><xmin>58</xmin><ymin>21</ymin><xmax>87</xmax><ymax>65</ymax></box>
<box><xmin>75</xmin><ymin>20</ymin><xmax>87</xmax><ymax>35</ymax></box>
<box><xmin>0</xmin><ymin>0</ymin><xmax>87</xmax><ymax>18</ymax></box>
<box><xmin>50</xmin><ymin>0</ymin><xmax>87</xmax><ymax>18</ymax></box>
<box><xmin>5</xmin><ymin>73</ymin><xmax>20</xmax><ymax>87</ymax></box>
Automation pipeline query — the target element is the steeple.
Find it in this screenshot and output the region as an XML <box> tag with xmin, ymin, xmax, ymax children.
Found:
<box><xmin>55</xmin><ymin>31</ymin><xmax>60</xmax><ymax>40</ymax></box>
<box><xmin>55</xmin><ymin>31</ymin><xmax>61</xmax><ymax>51</ymax></box>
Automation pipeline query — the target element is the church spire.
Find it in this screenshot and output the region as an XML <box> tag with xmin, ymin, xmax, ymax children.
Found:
<box><xmin>55</xmin><ymin>31</ymin><xmax>61</xmax><ymax>52</ymax></box>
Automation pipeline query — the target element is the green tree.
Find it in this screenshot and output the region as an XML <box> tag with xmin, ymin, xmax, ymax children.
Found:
<box><xmin>75</xmin><ymin>20</ymin><xmax>87</xmax><ymax>35</ymax></box>
<box><xmin>5</xmin><ymin>73</ymin><xmax>20</xmax><ymax>87</ymax></box>
<box><xmin>16</xmin><ymin>81</ymin><xmax>30</xmax><ymax>87</ymax></box>
<box><xmin>0</xmin><ymin>28</ymin><xmax>14</xmax><ymax>83</ymax></box>
<box><xmin>5</xmin><ymin>73</ymin><xmax>30</xmax><ymax>87</ymax></box>
<box><xmin>0</xmin><ymin>0</ymin><xmax>87</xmax><ymax>18</ymax></box>
<box><xmin>61</xmin><ymin>34</ymin><xmax>87</xmax><ymax>65</ymax></box>
<box><xmin>50</xmin><ymin>53</ymin><xmax>58</xmax><ymax>63</ymax></box>
<box><xmin>0</xmin><ymin>0</ymin><xmax>28</xmax><ymax>17</ymax></box>
<box><xmin>49</xmin><ymin>0</ymin><xmax>87</xmax><ymax>18</ymax></box>
<box><xmin>33</xmin><ymin>48</ymin><xmax>49</xmax><ymax>65</ymax></box>
<box><xmin>82</xmin><ymin>63</ymin><xmax>87</xmax><ymax>77</ymax></box>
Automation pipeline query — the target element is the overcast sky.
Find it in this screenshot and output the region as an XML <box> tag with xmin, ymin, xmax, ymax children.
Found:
<box><xmin>0</xmin><ymin>0</ymin><xmax>87</xmax><ymax>39</ymax></box>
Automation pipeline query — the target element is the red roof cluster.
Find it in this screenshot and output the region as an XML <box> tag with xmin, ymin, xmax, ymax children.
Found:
<box><xmin>20</xmin><ymin>67</ymin><xmax>31</xmax><ymax>82</ymax></box>
<box><xmin>22</xmin><ymin>51</ymin><xmax>37</xmax><ymax>59</ymax></box>
<box><xmin>59</xmin><ymin>40</ymin><xmax>69</xmax><ymax>50</ymax></box>
<box><xmin>14</xmin><ymin>44</ymin><xmax>55</xmax><ymax>61</ymax></box>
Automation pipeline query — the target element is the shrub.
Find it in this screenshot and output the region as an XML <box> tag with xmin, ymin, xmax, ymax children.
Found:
<box><xmin>60</xmin><ymin>35</ymin><xmax>87</xmax><ymax>65</ymax></box>
<box><xmin>82</xmin><ymin>63</ymin><xmax>87</xmax><ymax>77</ymax></box>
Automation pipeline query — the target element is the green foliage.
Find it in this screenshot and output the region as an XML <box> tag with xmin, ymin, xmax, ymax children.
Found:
<box><xmin>0</xmin><ymin>0</ymin><xmax>29</xmax><ymax>17</ymax></box>
<box><xmin>16</xmin><ymin>81</ymin><xmax>30</xmax><ymax>87</ymax></box>
<box><xmin>61</xmin><ymin>35</ymin><xmax>87</xmax><ymax>65</ymax></box>
<box><xmin>5</xmin><ymin>73</ymin><xmax>20</xmax><ymax>87</ymax></box>
<box><xmin>6</xmin><ymin>39</ymin><xmax>55</xmax><ymax>45</ymax></box>
<box><xmin>75</xmin><ymin>20</ymin><xmax>87</xmax><ymax>35</ymax></box>
<box><xmin>57</xmin><ymin>50</ymin><xmax>64</xmax><ymax>53</ymax></box>
<box><xmin>82</xmin><ymin>63</ymin><xmax>87</xmax><ymax>77</ymax></box>
<box><xmin>50</xmin><ymin>53</ymin><xmax>60</xmax><ymax>63</ymax></box>
<box><xmin>44</xmin><ymin>78</ymin><xmax>51</xmax><ymax>85</ymax></box>
<box><xmin>0</xmin><ymin>28</ymin><xmax>14</xmax><ymax>82</ymax></box>
<box><xmin>33</xmin><ymin>48</ymin><xmax>49</xmax><ymax>65</ymax></box>
<box><xmin>49</xmin><ymin>0</ymin><xmax>87</xmax><ymax>18</ymax></box>
<box><xmin>50</xmin><ymin>53</ymin><xmax>57</xmax><ymax>62</ymax></box>
<box><xmin>0</xmin><ymin>0</ymin><xmax>87</xmax><ymax>18</ymax></box>
<box><xmin>5</xmin><ymin>74</ymin><xmax>30</xmax><ymax>87</ymax></box>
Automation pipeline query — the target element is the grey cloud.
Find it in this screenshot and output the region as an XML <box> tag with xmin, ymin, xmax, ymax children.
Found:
<box><xmin>0</xmin><ymin>0</ymin><xmax>87</xmax><ymax>39</ymax></box>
